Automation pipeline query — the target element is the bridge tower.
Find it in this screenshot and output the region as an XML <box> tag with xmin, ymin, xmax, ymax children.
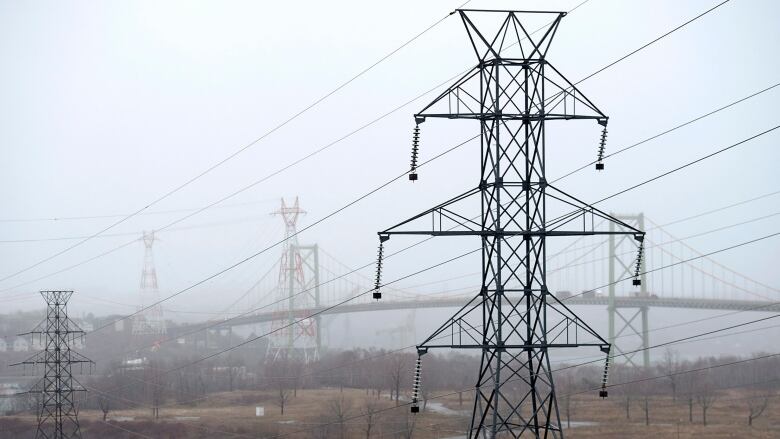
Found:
<box><xmin>376</xmin><ymin>9</ymin><xmax>645</xmax><ymax>437</ymax></box>
<box><xmin>608</xmin><ymin>214</ymin><xmax>650</xmax><ymax>368</ymax></box>
<box><xmin>267</xmin><ymin>198</ymin><xmax>321</xmax><ymax>363</ymax></box>
<box><xmin>132</xmin><ymin>231</ymin><xmax>166</xmax><ymax>336</ymax></box>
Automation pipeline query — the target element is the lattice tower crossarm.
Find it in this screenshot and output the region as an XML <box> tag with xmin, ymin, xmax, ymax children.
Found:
<box><xmin>375</xmin><ymin>9</ymin><xmax>644</xmax><ymax>438</ymax></box>
<box><xmin>12</xmin><ymin>291</ymin><xmax>94</xmax><ymax>439</ymax></box>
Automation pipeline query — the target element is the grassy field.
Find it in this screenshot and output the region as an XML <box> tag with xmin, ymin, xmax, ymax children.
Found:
<box><xmin>2</xmin><ymin>387</ymin><xmax>778</xmax><ymax>438</ymax></box>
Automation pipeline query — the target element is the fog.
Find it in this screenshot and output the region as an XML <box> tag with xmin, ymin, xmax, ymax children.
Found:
<box><xmin>1</xmin><ymin>0</ymin><xmax>780</xmax><ymax>361</ymax></box>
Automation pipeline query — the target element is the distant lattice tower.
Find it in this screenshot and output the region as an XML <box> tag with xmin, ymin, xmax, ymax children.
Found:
<box><xmin>132</xmin><ymin>231</ymin><xmax>166</xmax><ymax>336</ymax></box>
<box><xmin>267</xmin><ymin>197</ymin><xmax>320</xmax><ymax>363</ymax></box>
<box><xmin>12</xmin><ymin>291</ymin><xmax>94</xmax><ymax>439</ymax></box>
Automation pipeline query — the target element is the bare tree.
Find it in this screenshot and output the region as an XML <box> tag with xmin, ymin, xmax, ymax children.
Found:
<box><xmin>694</xmin><ymin>373</ymin><xmax>717</xmax><ymax>426</ymax></box>
<box><xmin>389</xmin><ymin>355</ymin><xmax>405</xmax><ymax>405</ymax></box>
<box><xmin>275</xmin><ymin>382</ymin><xmax>292</xmax><ymax>416</ymax></box>
<box><xmin>328</xmin><ymin>396</ymin><xmax>352</xmax><ymax>439</ymax></box>
<box><xmin>747</xmin><ymin>392</ymin><xmax>770</xmax><ymax>426</ymax></box>
<box><xmin>361</xmin><ymin>399</ymin><xmax>381</xmax><ymax>439</ymax></box>
<box><xmin>635</xmin><ymin>376</ymin><xmax>659</xmax><ymax>427</ymax></box>
<box><xmin>556</xmin><ymin>371</ymin><xmax>576</xmax><ymax>428</ymax></box>
<box><xmin>686</xmin><ymin>396</ymin><xmax>693</xmax><ymax>423</ymax></box>
<box><xmin>144</xmin><ymin>366</ymin><xmax>166</xmax><ymax>420</ymax></box>
<box><xmin>290</xmin><ymin>360</ymin><xmax>304</xmax><ymax>397</ymax></box>
<box><xmin>225</xmin><ymin>355</ymin><xmax>244</xmax><ymax>392</ymax></box>
<box><xmin>678</xmin><ymin>369</ymin><xmax>696</xmax><ymax>423</ymax></box>
<box><xmin>395</xmin><ymin>413</ymin><xmax>416</xmax><ymax>439</ymax></box>
<box><xmin>266</xmin><ymin>358</ymin><xmax>295</xmax><ymax>415</ymax></box>
<box><xmin>97</xmin><ymin>394</ymin><xmax>110</xmax><ymax>421</ymax></box>
<box><xmin>309</xmin><ymin>414</ymin><xmax>332</xmax><ymax>439</ymax></box>
<box><xmin>660</xmin><ymin>348</ymin><xmax>681</xmax><ymax>401</ymax></box>
<box><xmin>638</xmin><ymin>396</ymin><xmax>650</xmax><ymax>426</ymax></box>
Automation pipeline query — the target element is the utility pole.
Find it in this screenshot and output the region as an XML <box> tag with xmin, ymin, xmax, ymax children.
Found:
<box><xmin>132</xmin><ymin>231</ymin><xmax>166</xmax><ymax>337</ymax></box>
<box><xmin>13</xmin><ymin>291</ymin><xmax>94</xmax><ymax>439</ymax></box>
<box><xmin>608</xmin><ymin>213</ymin><xmax>650</xmax><ymax>368</ymax></box>
<box><xmin>267</xmin><ymin>197</ymin><xmax>320</xmax><ymax>363</ymax></box>
<box><xmin>374</xmin><ymin>9</ymin><xmax>644</xmax><ymax>438</ymax></box>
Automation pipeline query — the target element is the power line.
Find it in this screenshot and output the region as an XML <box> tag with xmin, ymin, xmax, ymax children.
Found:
<box><xmin>569</xmin><ymin>0</ymin><xmax>733</xmax><ymax>86</ymax></box>
<box><xmin>0</xmin><ymin>198</ymin><xmax>277</xmax><ymax>224</ymax></box>
<box><xmin>89</xmin><ymin>230</ymin><xmax>780</xmax><ymax>410</ymax></box>
<box><xmin>0</xmin><ymin>0</ymin><xmax>723</xmax><ymax>290</ymax></box>
<box><xmin>110</xmin><ymin>174</ymin><xmax>768</xmax><ymax>360</ymax></box>
<box><xmin>593</xmin><ymin>125</ymin><xmax>780</xmax><ymax>205</ymax></box>
<box><xmin>116</xmin><ymin>211</ymin><xmax>780</xmax><ymax>364</ymax></box>
<box><xmin>548</xmin><ymin>210</ymin><xmax>780</xmax><ymax>275</ymax></box>
<box><xmin>0</xmin><ymin>2</ymin><xmax>469</xmax><ymax>285</ymax></box>
<box><xmin>82</xmin><ymin>305</ymin><xmax>780</xmax><ymax>439</ymax></box>
<box><xmin>568</xmin><ymin>230</ymin><xmax>780</xmax><ymax>301</ymax></box>
<box><xmin>0</xmin><ymin>0</ymin><xmax>730</xmax><ymax>292</ymax></box>
<box><xmin>658</xmin><ymin>189</ymin><xmax>780</xmax><ymax>228</ymax></box>
<box><xmin>77</xmin><ymin>249</ymin><xmax>485</xmax><ymax>408</ymax></box>
<box><xmin>552</xmin><ymin>81</ymin><xmax>780</xmax><ymax>183</ymax></box>
<box><xmin>583</xmin><ymin>353</ymin><xmax>780</xmax><ymax>395</ymax></box>
<box><xmin>0</xmin><ymin>215</ymin><xmax>276</xmax><ymax>244</ymax></box>
<box><xmin>16</xmin><ymin>117</ymin><xmax>772</xmax><ymax>320</ymax></box>
<box><xmin>74</xmin><ymin>231</ymin><xmax>780</xmax><ymax>428</ymax></box>
<box><xmin>84</xmin><ymin>135</ymin><xmax>477</xmax><ymax>333</ymax></box>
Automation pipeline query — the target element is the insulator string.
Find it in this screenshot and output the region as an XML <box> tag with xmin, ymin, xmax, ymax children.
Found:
<box><xmin>409</xmin><ymin>125</ymin><xmax>421</xmax><ymax>181</ymax></box>
<box><xmin>595</xmin><ymin>124</ymin><xmax>608</xmax><ymax>170</ymax></box>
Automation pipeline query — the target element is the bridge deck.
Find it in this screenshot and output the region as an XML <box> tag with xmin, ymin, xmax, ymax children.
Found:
<box><xmin>170</xmin><ymin>296</ymin><xmax>780</xmax><ymax>335</ymax></box>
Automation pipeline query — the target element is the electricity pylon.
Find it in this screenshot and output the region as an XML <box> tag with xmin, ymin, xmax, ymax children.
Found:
<box><xmin>608</xmin><ymin>213</ymin><xmax>650</xmax><ymax>368</ymax></box>
<box><xmin>12</xmin><ymin>291</ymin><xmax>93</xmax><ymax>439</ymax></box>
<box><xmin>267</xmin><ymin>197</ymin><xmax>320</xmax><ymax>363</ymax></box>
<box><xmin>374</xmin><ymin>9</ymin><xmax>644</xmax><ymax>438</ymax></box>
<box><xmin>132</xmin><ymin>231</ymin><xmax>166</xmax><ymax>336</ymax></box>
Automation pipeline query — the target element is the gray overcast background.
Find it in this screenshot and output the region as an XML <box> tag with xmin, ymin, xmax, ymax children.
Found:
<box><xmin>1</xmin><ymin>0</ymin><xmax>779</xmax><ymax>356</ymax></box>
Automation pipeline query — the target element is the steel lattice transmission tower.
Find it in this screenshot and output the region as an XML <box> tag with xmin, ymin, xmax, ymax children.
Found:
<box><xmin>267</xmin><ymin>197</ymin><xmax>320</xmax><ymax>363</ymax></box>
<box><xmin>132</xmin><ymin>230</ymin><xmax>166</xmax><ymax>336</ymax></box>
<box><xmin>12</xmin><ymin>291</ymin><xmax>94</xmax><ymax>439</ymax></box>
<box><xmin>375</xmin><ymin>9</ymin><xmax>644</xmax><ymax>438</ymax></box>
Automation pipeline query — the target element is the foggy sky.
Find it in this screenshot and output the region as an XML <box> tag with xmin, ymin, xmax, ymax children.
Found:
<box><xmin>1</xmin><ymin>0</ymin><xmax>779</xmax><ymax>359</ymax></box>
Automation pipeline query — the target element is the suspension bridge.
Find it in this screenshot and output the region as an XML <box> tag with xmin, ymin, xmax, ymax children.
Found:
<box><xmin>168</xmin><ymin>207</ymin><xmax>780</xmax><ymax>369</ymax></box>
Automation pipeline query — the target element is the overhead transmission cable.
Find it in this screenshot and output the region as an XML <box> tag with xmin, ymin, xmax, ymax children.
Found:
<box><xmin>8</xmin><ymin>76</ymin><xmax>772</xmax><ymax>290</ymax></box>
<box><xmin>59</xmin><ymin>121</ymin><xmax>780</xmax><ymax>341</ymax></box>
<box><xmin>592</xmin><ymin>125</ymin><xmax>780</xmax><ymax>205</ymax></box>
<box><xmin>106</xmin><ymin>181</ymin><xmax>780</xmax><ymax>358</ymax></box>
<box><xmin>73</xmin><ymin>227</ymin><xmax>780</xmax><ymax>427</ymax></box>
<box><xmin>552</xmin><ymin>81</ymin><xmax>780</xmax><ymax>184</ymax></box>
<box><xmin>0</xmin><ymin>1</ymin><xmax>471</xmax><ymax>284</ymax></box>
<box><xmin>85</xmin><ymin>135</ymin><xmax>477</xmax><ymax>334</ymax></box>
<box><xmin>80</xmin><ymin>281</ymin><xmax>780</xmax><ymax>424</ymax></box>
<box><xmin>82</xmin><ymin>229</ymin><xmax>780</xmax><ymax>410</ymax></box>
<box><xmin>0</xmin><ymin>0</ymin><xmax>725</xmax><ymax>287</ymax></box>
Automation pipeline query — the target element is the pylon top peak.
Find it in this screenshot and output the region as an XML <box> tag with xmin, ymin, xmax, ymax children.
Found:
<box><xmin>456</xmin><ymin>8</ymin><xmax>566</xmax><ymax>62</ymax></box>
<box><xmin>272</xmin><ymin>197</ymin><xmax>306</xmax><ymax>227</ymax></box>
<box><xmin>142</xmin><ymin>230</ymin><xmax>157</xmax><ymax>248</ymax></box>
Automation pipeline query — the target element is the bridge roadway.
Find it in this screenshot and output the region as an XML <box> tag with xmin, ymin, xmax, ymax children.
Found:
<box><xmin>171</xmin><ymin>296</ymin><xmax>780</xmax><ymax>335</ymax></box>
